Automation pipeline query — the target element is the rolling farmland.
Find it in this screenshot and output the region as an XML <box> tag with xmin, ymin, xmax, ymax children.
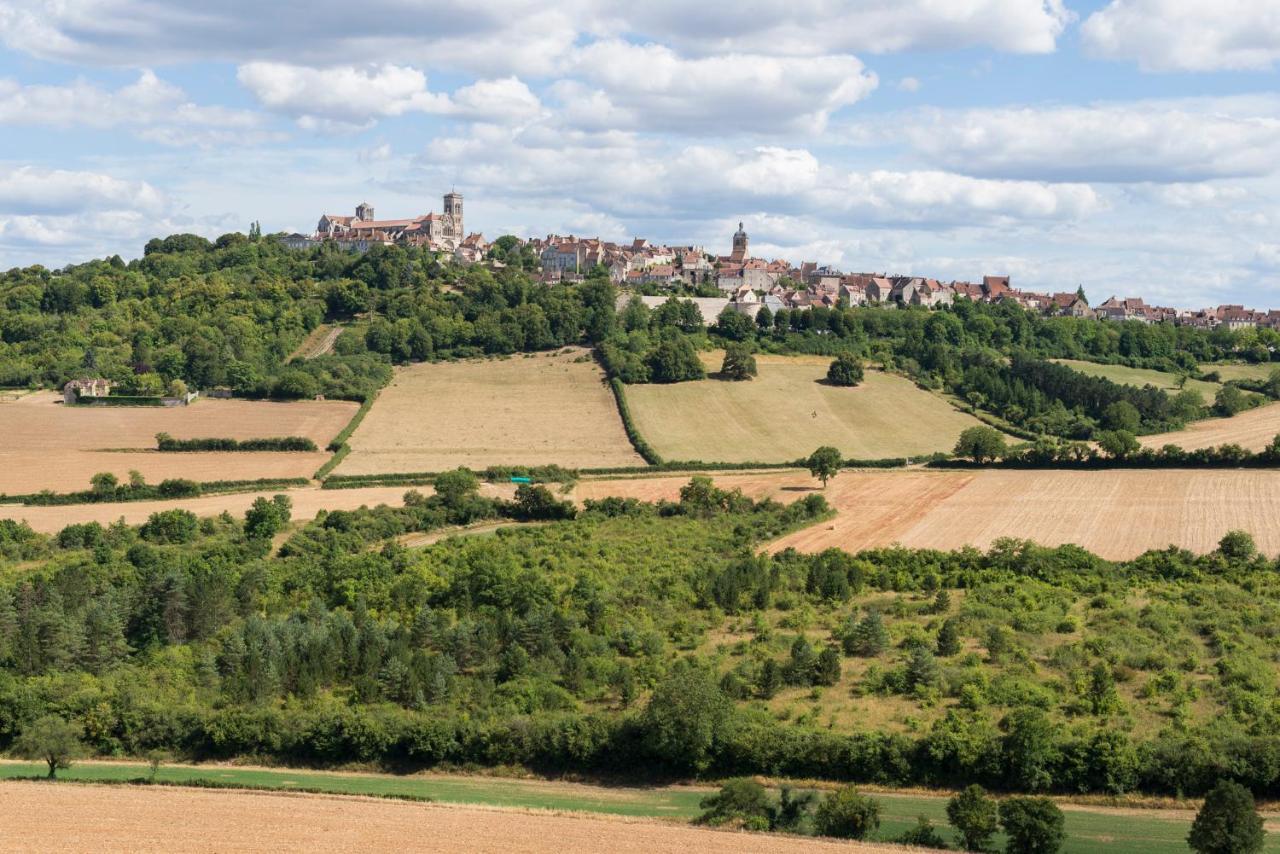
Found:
<box><xmin>625</xmin><ymin>354</ymin><xmax>987</xmax><ymax>463</ymax></box>
<box><xmin>581</xmin><ymin>468</ymin><xmax>1280</xmax><ymax>559</ymax></box>
<box><xmin>1140</xmin><ymin>401</ymin><xmax>1280</xmax><ymax>451</ymax></box>
<box><xmin>336</xmin><ymin>349</ymin><xmax>643</xmax><ymax>474</ymax></box>
<box><xmin>0</xmin><ymin>393</ymin><xmax>357</xmax><ymax>494</ymax></box>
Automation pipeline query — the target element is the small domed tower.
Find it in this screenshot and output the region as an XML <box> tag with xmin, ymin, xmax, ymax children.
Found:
<box><xmin>730</xmin><ymin>221</ymin><xmax>748</xmax><ymax>262</ymax></box>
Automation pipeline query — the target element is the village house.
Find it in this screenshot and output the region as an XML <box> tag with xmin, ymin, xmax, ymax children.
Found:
<box><xmin>63</xmin><ymin>378</ymin><xmax>112</xmax><ymax>404</ymax></box>
<box><xmin>1051</xmin><ymin>292</ymin><xmax>1094</xmax><ymax>318</ymax></box>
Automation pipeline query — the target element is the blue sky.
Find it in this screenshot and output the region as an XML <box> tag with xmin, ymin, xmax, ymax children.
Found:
<box><xmin>1</xmin><ymin>0</ymin><xmax>1279</xmax><ymax>307</ymax></box>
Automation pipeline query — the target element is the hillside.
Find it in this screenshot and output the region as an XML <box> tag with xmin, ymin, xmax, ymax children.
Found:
<box><xmin>625</xmin><ymin>353</ymin><xmax>987</xmax><ymax>463</ymax></box>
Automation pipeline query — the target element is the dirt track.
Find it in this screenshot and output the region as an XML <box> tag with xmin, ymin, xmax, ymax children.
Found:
<box><xmin>0</xmin><ymin>781</ymin><xmax>900</xmax><ymax>853</ymax></box>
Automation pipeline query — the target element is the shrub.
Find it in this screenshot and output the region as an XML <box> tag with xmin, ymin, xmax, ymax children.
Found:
<box><xmin>814</xmin><ymin>786</ymin><xmax>881</xmax><ymax>840</ymax></box>
<box><xmin>827</xmin><ymin>353</ymin><xmax>864</xmax><ymax>387</ymax></box>
<box><xmin>947</xmin><ymin>784</ymin><xmax>1000</xmax><ymax>852</ymax></box>
<box><xmin>999</xmin><ymin>796</ymin><xmax>1064</xmax><ymax>854</ymax></box>
<box><xmin>1187</xmin><ymin>780</ymin><xmax>1265</xmax><ymax>854</ymax></box>
<box><xmin>720</xmin><ymin>343</ymin><xmax>758</xmax><ymax>381</ymax></box>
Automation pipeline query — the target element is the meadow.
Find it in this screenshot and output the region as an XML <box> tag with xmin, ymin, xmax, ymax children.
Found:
<box><xmin>625</xmin><ymin>353</ymin><xmax>986</xmax><ymax>463</ymax></box>
<box><xmin>1138</xmin><ymin>401</ymin><xmax>1280</xmax><ymax>451</ymax></box>
<box><xmin>336</xmin><ymin>348</ymin><xmax>643</xmax><ymax>474</ymax></box>
<box><xmin>1053</xmin><ymin>359</ymin><xmax>1222</xmax><ymax>403</ymax></box>
<box><xmin>0</xmin><ymin>392</ymin><xmax>356</xmax><ymax>494</ymax></box>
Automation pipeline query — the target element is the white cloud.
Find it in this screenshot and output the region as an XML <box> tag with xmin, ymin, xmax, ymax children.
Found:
<box><xmin>416</xmin><ymin>125</ymin><xmax>1100</xmax><ymax>228</ymax></box>
<box><xmin>0</xmin><ymin>70</ymin><xmax>272</xmax><ymax>146</ymax></box>
<box><xmin>237</xmin><ymin>63</ymin><xmax>450</xmax><ymax>130</ymax></box>
<box><xmin>1082</xmin><ymin>0</ymin><xmax>1280</xmax><ymax>72</ymax></box>
<box><xmin>0</xmin><ymin>166</ymin><xmax>166</xmax><ymax>216</ymax></box>
<box><xmin>0</xmin><ymin>0</ymin><xmax>1071</xmax><ymax>73</ymax></box>
<box><xmin>599</xmin><ymin>0</ymin><xmax>1072</xmax><ymax>57</ymax></box>
<box><xmin>897</xmin><ymin>101</ymin><xmax>1280</xmax><ymax>182</ymax></box>
<box><xmin>236</xmin><ymin>63</ymin><xmax>541</xmax><ymax>130</ymax></box>
<box><xmin>897</xmin><ymin>77</ymin><xmax>921</xmax><ymax>93</ymax></box>
<box><xmin>565</xmin><ymin>41</ymin><xmax>876</xmax><ymax>132</ymax></box>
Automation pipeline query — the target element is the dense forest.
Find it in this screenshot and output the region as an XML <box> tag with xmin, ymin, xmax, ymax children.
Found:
<box><xmin>2</xmin><ymin>474</ymin><xmax>1280</xmax><ymax>798</ymax></box>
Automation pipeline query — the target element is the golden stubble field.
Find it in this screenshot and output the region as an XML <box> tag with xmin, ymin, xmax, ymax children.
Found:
<box><xmin>0</xmin><ymin>782</ymin><xmax>899</xmax><ymax>854</ymax></box>
<box><xmin>625</xmin><ymin>353</ymin><xmax>987</xmax><ymax>463</ymax></box>
<box><xmin>336</xmin><ymin>348</ymin><xmax>644</xmax><ymax>475</ymax></box>
<box><xmin>577</xmin><ymin>468</ymin><xmax>1280</xmax><ymax>559</ymax></box>
<box><xmin>1140</xmin><ymin>402</ymin><xmax>1280</xmax><ymax>452</ymax></box>
<box><xmin>0</xmin><ymin>393</ymin><xmax>358</xmax><ymax>494</ymax></box>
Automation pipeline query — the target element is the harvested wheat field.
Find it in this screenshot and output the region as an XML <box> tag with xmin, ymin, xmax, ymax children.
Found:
<box><xmin>0</xmin><ymin>781</ymin><xmax>898</xmax><ymax>854</ymax></box>
<box><xmin>625</xmin><ymin>353</ymin><xmax>987</xmax><ymax>463</ymax></box>
<box><xmin>1139</xmin><ymin>402</ymin><xmax>1280</xmax><ymax>452</ymax></box>
<box><xmin>336</xmin><ymin>348</ymin><xmax>643</xmax><ymax>475</ymax></box>
<box><xmin>0</xmin><ymin>486</ymin><xmax>414</xmax><ymax>534</ymax></box>
<box><xmin>0</xmin><ymin>392</ymin><xmax>357</xmax><ymax>494</ymax></box>
<box><xmin>762</xmin><ymin>468</ymin><xmax>1280</xmax><ymax>559</ymax></box>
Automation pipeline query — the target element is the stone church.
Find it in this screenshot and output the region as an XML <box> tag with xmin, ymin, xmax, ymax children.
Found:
<box><xmin>315</xmin><ymin>192</ymin><xmax>464</xmax><ymax>251</ymax></box>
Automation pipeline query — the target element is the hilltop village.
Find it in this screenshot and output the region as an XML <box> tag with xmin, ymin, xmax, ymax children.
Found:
<box><xmin>285</xmin><ymin>194</ymin><xmax>1276</xmax><ymax>331</ymax></box>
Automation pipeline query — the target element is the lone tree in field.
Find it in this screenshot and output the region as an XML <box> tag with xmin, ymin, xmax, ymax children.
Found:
<box><xmin>1188</xmin><ymin>780</ymin><xmax>1265</xmax><ymax>854</ymax></box>
<box><xmin>1096</xmin><ymin>429</ymin><xmax>1139</xmax><ymax>460</ymax></box>
<box><xmin>720</xmin><ymin>342</ymin><xmax>758</xmax><ymax>381</ymax></box>
<box><xmin>827</xmin><ymin>353</ymin><xmax>864</xmax><ymax>387</ymax></box>
<box><xmin>954</xmin><ymin>426</ymin><xmax>1007</xmax><ymax>463</ymax></box>
<box><xmin>806</xmin><ymin>446</ymin><xmax>843</xmax><ymax>488</ymax></box>
<box><xmin>999</xmin><ymin>796</ymin><xmax>1064</xmax><ymax>854</ymax></box>
<box><xmin>12</xmin><ymin>715</ymin><xmax>84</xmax><ymax>780</ymax></box>
<box><xmin>814</xmin><ymin>786</ymin><xmax>881</xmax><ymax>839</ymax></box>
<box><xmin>946</xmin><ymin>784</ymin><xmax>999</xmax><ymax>852</ymax></box>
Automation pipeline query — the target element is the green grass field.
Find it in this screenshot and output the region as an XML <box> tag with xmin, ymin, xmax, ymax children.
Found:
<box><xmin>1053</xmin><ymin>360</ymin><xmax>1222</xmax><ymax>403</ymax></box>
<box><xmin>1</xmin><ymin>761</ymin><xmax>1266</xmax><ymax>852</ymax></box>
<box><xmin>1203</xmin><ymin>362</ymin><xmax>1278</xmax><ymax>383</ymax></box>
<box><xmin>626</xmin><ymin>354</ymin><xmax>987</xmax><ymax>463</ymax></box>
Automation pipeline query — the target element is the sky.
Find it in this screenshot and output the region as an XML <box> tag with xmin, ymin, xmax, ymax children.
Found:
<box><xmin>0</xmin><ymin>1</ymin><xmax>1279</xmax><ymax>308</ymax></box>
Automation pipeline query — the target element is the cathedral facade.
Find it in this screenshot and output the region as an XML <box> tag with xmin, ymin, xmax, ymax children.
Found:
<box><xmin>315</xmin><ymin>192</ymin><xmax>464</xmax><ymax>251</ymax></box>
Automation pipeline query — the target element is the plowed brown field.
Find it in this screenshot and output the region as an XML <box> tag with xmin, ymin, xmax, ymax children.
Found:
<box><xmin>0</xmin><ymin>393</ymin><xmax>357</xmax><ymax>494</ymax></box>
<box><xmin>0</xmin><ymin>781</ymin><xmax>898</xmax><ymax>853</ymax></box>
<box><xmin>336</xmin><ymin>349</ymin><xmax>643</xmax><ymax>475</ymax></box>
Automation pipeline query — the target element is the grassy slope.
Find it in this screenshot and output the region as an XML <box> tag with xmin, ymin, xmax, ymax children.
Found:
<box><xmin>626</xmin><ymin>354</ymin><xmax>985</xmax><ymax>463</ymax></box>
<box><xmin>1205</xmin><ymin>362</ymin><xmax>1277</xmax><ymax>383</ymax></box>
<box><xmin>0</xmin><ymin>761</ymin><xmax>1256</xmax><ymax>853</ymax></box>
<box><xmin>1053</xmin><ymin>359</ymin><xmax>1222</xmax><ymax>403</ymax></box>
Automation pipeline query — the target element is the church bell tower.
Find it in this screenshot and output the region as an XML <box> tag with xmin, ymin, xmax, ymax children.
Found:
<box><xmin>443</xmin><ymin>191</ymin><xmax>463</xmax><ymax>242</ymax></box>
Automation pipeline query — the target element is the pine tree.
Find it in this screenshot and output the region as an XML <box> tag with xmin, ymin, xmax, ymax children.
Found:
<box><xmin>936</xmin><ymin>618</ymin><xmax>962</xmax><ymax>657</ymax></box>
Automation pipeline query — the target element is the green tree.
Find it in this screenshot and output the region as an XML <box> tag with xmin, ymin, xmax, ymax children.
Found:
<box><xmin>433</xmin><ymin>468</ymin><xmax>480</xmax><ymax>507</ymax></box>
<box><xmin>947</xmin><ymin>784</ymin><xmax>1000</xmax><ymax>852</ymax></box>
<box><xmin>1102</xmin><ymin>400</ymin><xmax>1141</xmax><ymax>432</ymax></box>
<box><xmin>1000</xmin><ymin>797</ymin><xmax>1064</xmax><ymax>854</ymax></box>
<box><xmin>906</xmin><ymin>645</ymin><xmax>941</xmax><ymax>695</ymax></box>
<box><xmin>806</xmin><ymin>445</ymin><xmax>843</xmax><ymax>488</ymax></box>
<box><xmin>1187</xmin><ymin>780</ymin><xmax>1265</xmax><ymax>854</ymax></box>
<box><xmin>11</xmin><ymin>715</ymin><xmax>84</xmax><ymax>779</ymax></box>
<box><xmin>815</xmin><ymin>645</ymin><xmax>842</xmax><ymax>686</ymax></box>
<box><xmin>827</xmin><ymin>353</ymin><xmax>864</xmax><ymax>387</ymax></box>
<box><xmin>814</xmin><ymin>786</ymin><xmax>881</xmax><ymax>840</ymax></box>
<box><xmin>720</xmin><ymin>342</ymin><xmax>758</xmax><ymax>381</ymax></box>
<box><xmin>642</xmin><ymin>665</ymin><xmax>731</xmax><ymax>773</ymax></box>
<box><xmin>89</xmin><ymin>471</ymin><xmax>118</xmax><ymax>495</ymax></box>
<box><xmin>1215</xmin><ymin>384</ymin><xmax>1248</xmax><ymax>417</ymax></box>
<box><xmin>647</xmin><ymin>335</ymin><xmax>705</xmax><ymax>383</ymax></box>
<box><xmin>1003</xmin><ymin>708</ymin><xmax>1058</xmax><ymax>792</ymax></box>
<box><xmin>845</xmin><ymin>611</ymin><xmax>889</xmax><ymax>657</ymax></box>
<box><xmin>1095</xmin><ymin>429</ymin><xmax>1139</xmax><ymax>459</ymax></box>
<box><xmin>1218</xmin><ymin>529</ymin><xmax>1257</xmax><ymax>561</ymax></box>
<box><xmin>698</xmin><ymin>778</ymin><xmax>773</xmax><ymax>829</ymax></box>
<box><xmin>954</xmin><ymin>426</ymin><xmax>1007</xmax><ymax>463</ymax></box>
<box><xmin>244</xmin><ymin>494</ymin><xmax>292</xmax><ymax>540</ymax></box>
<box><xmin>937</xmin><ymin>617</ymin><xmax>962</xmax><ymax>657</ymax></box>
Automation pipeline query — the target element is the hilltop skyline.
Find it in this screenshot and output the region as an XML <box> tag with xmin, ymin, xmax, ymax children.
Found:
<box><xmin>2</xmin><ymin>1</ymin><xmax>1280</xmax><ymax>304</ymax></box>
